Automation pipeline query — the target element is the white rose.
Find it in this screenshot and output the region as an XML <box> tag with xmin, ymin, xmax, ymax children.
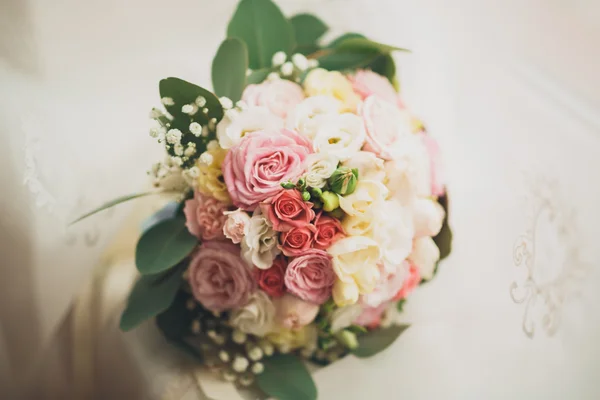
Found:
<box><xmin>342</xmin><ymin>151</ymin><xmax>385</xmax><ymax>182</ymax></box>
<box><xmin>304</xmin><ymin>153</ymin><xmax>339</xmax><ymax>188</ymax></box>
<box><xmin>241</xmin><ymin>209</ymin><xmax>281</xmax><ymax>269</ymax></box>
<box><xmin>329</xmin><ymin>304</ymin><xmax>363</xmax><ymax>333</ymax></box>
<box><xmin>286</xmin><ymin>95</ymin><xmax>342</xmax><ymax>139</ymax></box>
<box><xmin>217</xmin><ymin>106</ymin><xmax>282</xmax><ymax>149</ymax></box>
<box><xmin>229</xmin><ymin>291</ymin><xmax>275</xmax><ymax>337</ymax></box>
<box><xmin>412</xmin><ymin>198</ymin><xmax>445</xmax><ymax>237</ymax></box>
<box><xmin>409</xmin><ymin>236</ymin><xmax>441</xmax><ymax>280</ymax></box>
<box><xmin>371</xmin><ymin>200</ymin><xmax>415</xmax><ymax>266</ymax></box>
<box><xmin>312</xmin><ymin>113</ymin><xmax>366</xmax><ymax>160</ymax></box>
<box><xmin>338</xmin><ymin>180</ymin><xmax>388</xmax><ymax>217</ymax></box>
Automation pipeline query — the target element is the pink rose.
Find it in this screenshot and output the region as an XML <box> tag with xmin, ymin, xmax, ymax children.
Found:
<box><xmin>222</xmin><ymin>208</ymin><xmax>251</xmax><ymax>244</ymax></box>
<box><xmin>188</xmin><ymin>241</ymin><xmax>255</xmax><ymax>312</ymax></box>
<box><xmin>360</xmin><ymin>95</ymin><xmax>413</xmax><ymax>160</ymax></box>
<box><xmin>313</xmin><ymin>212</ymin><xmax>345</xmax><ymax>250</ymax></box>
<box><xmin>242</xmin><ymin>79</ymin><xmax>305</xmax><ymax>119</ymax></box>
<box><xmin>222</xmin><ymin>128</ymin><xmax>313</xmax><ymax>211</ymax></box>
<box><xmin>394</xmin><ymin>261</ymin><xmax>420</xmax><ymax>300</ymax></box>
<box><xmin>421</xmin><ymin>133</ymin><xmax>445</xmax><ymax>197</ymax></box>
<box><xmin>273</xmin><ymin>293</ymin><xmax>319</xmax><ymax>330</ymax></box>
<box><xmin>284</xmin><ymin>249</ymin><xmax>335</xmax><ymax>305</ymax></box>
<box><xmin>349</xmin><ymin>69</ymin><xmax>400</xmax><ymax>106</ymax></box>
<box><xmin>361</xmin><ymin>262</ymin><xmax>408</xmax><ymax>308</ymax></box>
<box><xmin>183</xmin><ymin>192</ymin><xmax>228</xmax><ymax>241</ymax></box>
<box><xmin>279</xmin><ymin>225</ymin><xmax>317</xmax><ymax>257</ymax></box>
<box><xmin>261</xmin><ymin>189</ymin><xmax>315</xmax><ymax>232</ymax></box>
<box><xmin>254</xmin><ymin>256</ymin><xmax>287</xmax><ymax>298</ymax></box>
<box><xmin>354</xmin><ymin>303</ymin><xmax>388</xmax><ymax>330</ymax></box>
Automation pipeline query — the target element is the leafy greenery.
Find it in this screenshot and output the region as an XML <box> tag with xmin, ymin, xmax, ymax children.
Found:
<box><xmin>290</xmin><ymin>13</ymin><xmax>328</xmax><ymax>55</ymax></box>
<box><xmin>334</xmin><ymin>37</ymin><xmax>409</xmax><ymax>53</ymax></box>
<box><xmin>159</xmin><ymin>77</ymin><xmax>224</xmax><ymax>125</ymax></box>
<box><xmin>368</xmin><ymin>53</ymin><xmax>396</xmax><ymax>84</ymax></box>
<box><xmin>246</xmin><ymin>68</ymin><xmax>272</xmax><ymax>85</ymax></box>
<box><xmin>352</xmin><ymin>324</ymin><xmax>409</xmax><ymax>358</ymax></box>
<box><xmin>256</xmin><ymin>354</ymin><xmax>317</xmax><ymax>400</ymax></box>
<box><xmin>119</xmin><ymin>266</ymin><xmax>184</xmax><ymax>331</ymax></box>
<box><xmin>317</xmin><ymin>51</ymin><xmax>380</xmax><ymax>71</ymax></box>
<box><xmin>326</xmin><ymin>33</ymin><xmax>366</xmax><ymax>49</ymax></box>
<box><xmin>227</xmin><ymin>0</ymin><xmax>295</xmax><ymax>69</ymax></box>
<box><xmin>434</xmin><ymin>193</ymin><xmax>453</xmax><ymax>260</ymax></box>
<box><xmin>212</xmin><ymin>38</ymin><xmax>248</xmax><ymax>102</ymax></box>
<box><xmin>69</xmin><ymin>191</ymin><xmax>158</xmax><ymax>224</ymax></box>
<box><xmin>135</xmin><ymin>216</ymin><xmax>197</xmax><ymax>275</ymax></box>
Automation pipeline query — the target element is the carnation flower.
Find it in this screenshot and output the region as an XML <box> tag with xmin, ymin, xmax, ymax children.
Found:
<box><xmin>183</xmin><ymin>192</ymin><xmax>228</xmax><ymax>241</ymax></box>
<box><xmin>196</xmin><ymin>145</ymin><xmax>231</xmax><ymax>204</ymax></box>
<box><xmin>229</xmin><ymin>291</ymin><xmax>276</xmax><ymax>337</ymax></box>
<box><xmin>222</xmin><ymin>208</ymin><xmax>251</xmax><ymax>244</ymax></box>
<box><xmin>303</xmin><ymin>68</ymin><xmax>360</xmax><ymax>112</ymax></box>
<box><xmin>273</xmin><ymin>294</ymin><xmax>319</xmax><ymax>330</ymax></box>
<box><xmin>260</xmin><ymin>189</ymin><xmax>315</xmax><ymax>232</ymax></box>
<box><xmin>242</xmin><ymin>79</ymin><xmax>305</xmax><ymax>119</ymax></box>
<box><xmin>284</xmin><ymin>249</ymin><xmax>336</xmax><ymax>305</ymax></box>
<box><xmin>349</xmin><ymin>69</ymin><xmax>399</xmax><ymax>105</ymax></box>
<box><xmin>409</xmin><ymin>236</ymin><xmax>441</xmax><ymax>280</ymax></box>
<box><xmin>216</xmin><ymin>106</ymin><xmax>283</xmax><ymax>150</ymax></box>
<box><xmin>313</xmin><ymin>212</ymin><xmax>345</xmax><ymax>250</ymax></box>
<box><xmin>241</xmin><ymin>209</ymin><xmax>281</xmax><ymax>270</ymax></box>
<box><xmin>188</xmin><ymin>241</ymin><xmax>256</xmax><ymax>312</ymax></box>
<box><xmin>304</xmin><ymin>153</ymin><xmax>339</xmax><ymax>189</ymax></box>
<box><xmin>312</xmin><ymin>113</ymin><xmax>366</xmax><ymax>161</ymax></box>
<box><xmin>279</xmin><ymin>225</ymin><xmax>317</xmax><ymax>257</ymax></box>
<box><xmin>286</xmin><ymin>95</ymin><xmax>342</xmax><ymax>139</ymax></box>
<box><xmin>254</xmin><ymin>256</ymin><xmax>287</xmax><ymax>297</ymax></box>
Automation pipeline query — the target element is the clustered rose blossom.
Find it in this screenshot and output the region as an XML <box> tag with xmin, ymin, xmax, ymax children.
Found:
<box><xmin>313</xmin><ymin>212</ymin><xmax>345</xmax><ymax>250</ymax></box>
<box><xmin>261</xmin><ymin>189</ymin><xmax>315</xmax><ymax>231</ymax></box>
<box><xmin>183</xmin><ymin>191</ymin><xmax>228</xmax><ymax>240</ymax></box>
<box><xmin>279</xmin><ymin>225</ymin><xmax>317</xmax><ymax>257</ymax></box>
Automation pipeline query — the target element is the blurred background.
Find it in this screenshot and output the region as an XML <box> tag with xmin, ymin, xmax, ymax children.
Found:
<box><xmin>1</xmin><ymin>0</ymin><xmax>599</xmax><ymax>398</ymax></box>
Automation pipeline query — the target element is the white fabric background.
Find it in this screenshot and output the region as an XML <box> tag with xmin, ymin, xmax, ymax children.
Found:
<box><xmin>1</xmin><ymin>0</ymin><xmax>599</xmax><ymax>398</ymax></box>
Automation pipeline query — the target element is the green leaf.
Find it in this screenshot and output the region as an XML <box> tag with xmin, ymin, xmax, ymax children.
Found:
<box><xmin>256</xmin><ymin>354</ymin><xmax>317</xmax><ymax>400</ymax></box>
<box><xmin>352</xmin><ymin>324</ymin><xmax>409</xmax><ymax>358</ymax></box>
<box><xmin>159</xmin><ymin>77</ymin><xmax>224</xmax><ymax>125</ymax></box>
<box><xmin>212</xmin><ymin>38</ymin><xmax>248</xmax><ymax>102</ymax></box>
<box><xmin>317</xmin><ymin>51</ymin><xmax>379</xmax><ymax>71</ymax></box>
<box><xmin>156</xmin><ymin>291</ymin><xmax>196</xmax><ymax>340</ymax></box>
<box><xmin>290</xmin><ymin>13</ymin><xmax>328</xmax><ymax>48</ymax></box>
<box><xmin>326</xmin><ymin>33</ymin><xmax>366</xmax><ymax>49</ymax></box>
<box><xmin>368</xmin><ymin>53</ymin><xmax>396</xmax><ymax>83</ymax></box>
<box><xmin>335</xmin><ymin>37</ymin><xmax>409</xmax><ymax>54</ymax></box>
<box><xmin>135</xmin><ymin>216</ymin><xmax>197</xmax><ymax>275</ymax></box>
<box><xmin>433</xmin><ymin>193</ymin><xmax>452</xmax><ymax>260</ymax></box>
<box><xmin>70</xmin><ymin>191</ymin><xmax>158</xmax><ymax>225</ymax></box>
<box><xmin>396</xmin><ymin>299</ymin><xmax>406</xmax><ymax>312</ymax></box>
<box><xmin>227</xmin><ymin>0</ymin><xmax>295</xmax><ymax>70</ymax></box>
<box><xmin>119</xmin><ymin>267</ymin><xmax>183</xmax><ymax>332</ymax></box>
<box><xmin>246</xmin><ymin>68</ymin><xmax>272</xmax><ymax>85</ymax></box>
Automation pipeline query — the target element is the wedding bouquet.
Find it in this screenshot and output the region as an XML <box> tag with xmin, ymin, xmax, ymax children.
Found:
<box><xmin>77</xmin><ymin>0</ymin><xmax>452</xmax><ymax>398</ymax></box>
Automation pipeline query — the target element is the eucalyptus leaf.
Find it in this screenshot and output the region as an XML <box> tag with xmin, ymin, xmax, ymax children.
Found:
<box><xmin>335</xmin><ymin>37</ymin><xmax>410</xmax><ymax>54</ymax></box>
<box><xmin>227</xmin><ymin>0</ymin><xmax>295</xmax><ymax>69</ymax></box>
<box><xmin>156</xmin><ymin>291</ymin><xmax>196</xmax><ymax>340</ymax></box>
<box><xmin>352</xmin><ymin>324</ymin><xmax>409</xmax><ymax>358</ymax></box>
<box><xmin>256</xmin><ymin>354</ymin><xmax>317</xmax><ymax>400</ymax></box>
<box><xmin>433</xmin><ymin>193</ymin><xmax>452</xmax><ymax>260</ymax></box>
<box><xmin>159</xmin><ymin>77</ymin><xmax>224</xmax><ymax>125</ymax></box>
<box><xmin>212</xmin><ymin>38</ymin><xmax>248</xmax><ymax>102</ymax></box>
<box><xmin>368</xmin><ymin>53</ymin><xmax>396</xmax><ymax>84</ymax></box>
<box><xmin>70</xmin><ymin>191</ymin><xmax>159</xmax><ymax>225</ymax></box>
<box><xmin>135</xmin><ymin>216</ymin><xmax>197</xmax><ymax>275</ymax></box>
<box><xmin>290</xmin><ymin>13</ymin><xmax>328</xmax><ymax>48</ymax></box>
<box><xmin>326</xmin><ymin>32</ymin><xmax>366</xmax><ymax>48</ymax></box>
<box><xmin>119</xmin><ymin>267</ymin><xmax>183</xmax><ymax>332</ymax></box>
<box><xmin>317</xmin><ymin>51</ymin><xmax>379</xmax><ymax>71</ymax></box>
<box><xmin>246</xmin><ymin>68</ymin><xmax>272</xmax><ymax>85</ymax></box>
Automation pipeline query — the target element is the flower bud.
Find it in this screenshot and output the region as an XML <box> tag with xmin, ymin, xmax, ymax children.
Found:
<box><xmin>301</xmin><ymin>191</ymin><xmax>311</xmax><ymax>201</ymax></box>
<box><xmin>310</xmin><ymin>187</ymin><xmax>323</xmax><ymax>199</ymax></box>
<box><xmin>336</xmin><ymin>330</ymin><xmax>359</xmax><ymax>350</ymax></box>
<box><xmin>320</xmin><ymin>191</ymin><xmax>340</xmax><ymax>212</ymax></box>
<box><xmin>281</xmin><ymin>181</ymin><xmax>296</xmax><ymax>189</ymax></box>
<box><xmin>328</xmin><ymin>208</ymin><xmax>345</xmax><ymax>220</ymax></box>
<box><xmin>328</xmin><ymin>167</ymin><xmax>358</xmax><ymax>195</ymax></box>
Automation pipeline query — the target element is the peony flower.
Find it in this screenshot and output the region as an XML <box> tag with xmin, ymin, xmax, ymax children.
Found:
<box><xmin>304</xmin><ymin>152</ymin><xmax>339</xmax><ymax>189</ymax></box>
<box><xmin>242</xmin><ymin>79</ymin><xmax>305</xmax><ymax>119</ymax></box>
<box><xmin>409</xmin><ymin>236</ymin><xmax>441</xmax><ymax>280</ymax></box>
<box><xmin>222</xmin><ymin>208</ymin><xmax>251</xmax><ymax>244</ymax></box>
<box><xmin>286</xmin><ymin>95</ymin><xmax>342</xmax><ymax>139</ymax></box>
<box><xmin>338</xmin><ymin>180</ymin><xmax>388</xmax><ymax>217</ymax></box>
<box><xmin>394</xmin><ymin>261</ymin><xmax>420</xmax><ymax>300</ymax></box>
<box><xmin>196</xmin><ymin>145</ymin><xmax>231</xmax><ymax>204</ymax></box>
<box><xmin>303</xmin><ymin>68</ymin><xmax>360</xmax><ymax>112</ymax></box>
<box><xmin>254</xmin><ymin>256</ymin><xmax>287</xmax><ymax>297</ymax></box>
<box><xmin>188</xmin><ymin>241</ymin><xmax>256</xmax><ymax>312</ymax></box>
<box><xmin>361</xmin><ymin>95</ymin><xmax>413</xmax><ymax>160</ymax></box>
<box><xmin>421</xmin><ymin>133</ymin><xmax>445</xmax><ymax>197</ymax></box>
<box><xmin>260</xmin><ymin>189</ymin><xmax>315</xmax><ymax>232</ymax></box>
<box><xmin>361</xmin><ymin>261</ymin><xmax>409</xmax><ymax>308</ymax></box>
<box><xmin>312</xmin><ymin>113</ymin><xmax>366</xmax><ymax>161</ymax></box>
<box><xmin>354</xmin><ymin>303</ymin><xmax>388</xmax><ymax>330</ymax></box>
<box><xmin>183</xmin><ymin>191</ymin><xmax>228</xmax><ymax>241</ymax></box>
<box><xmin>313</xmin><ymin>212</ymin><xmax>345</xmax><ymax>250</ymax></box>
<box><xmin>284</xmin><ymin>249</ymin><xmax>336</xmax><ymax>305</ymax></box>
<box><xmin>241</xmin><ymin>209</ymin><xmax>281</xmax><ymax>269</ymax></box>
<box><xmin>412</xmin><ymin>198</ymin><xmax>445</xmax><ymax>238</ymax></box>
<box><xmin>370</xmin><ymin>200</ymin><xmax>414</xmax><ymax>266</ymax></box>
<box><xmin>267</xmin><ymin>324</ymin><xmax>318</xmax><ymax>353</ymax></box>
<box><xmin>329</xmin><ymin>304</ymin><xmax>363</xmax><ymax>333</ymax></box>
<box><xmin>279</xmin><ymin>225</ymin><xmax>316</xmax><ymax>257</ymax></box>
<box><xmin>341</xmin><ymin>151</ymin><xmax>385</xmax><ymax>182</ymax></box>
<box><xmin>222</xmin><ymin>128</ymin><xmax>313</xmax><ymax>211</ymax></box>
<box><xmin>349</xmin><ymin>69</ymin><xmax>399</xmax><ymax>106</ymax></box>
<box><xmin>229</xmin><ymin>291</ymin><xmax>276</xmax><ymax>337</ymax></box>
<box><xmin>273</xmin><ymin>293</ymin><xmax>319</xmax><ymax>330</ymax></box>
<box><xmin>216</xmin><ymin>106</ymin><xmax>283</xmax><ymax>150</ymax></box>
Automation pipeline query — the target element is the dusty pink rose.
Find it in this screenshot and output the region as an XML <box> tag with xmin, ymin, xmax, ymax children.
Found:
<box><xmin>273</xmin><ymin>293</ymin><xmax>319</xmax><ymax>330</ymax></box>
<box><xmin>361</xmin><ymin>95</ymin><xmax>413</xmax><ymax>160</ymax></box>
<box><xmin>242</xmin><ymin>79</ymin><xmax>305</xmax><ymax>119</ymax></box>
<box><xmin>394</xmin><ymin>261</ymin><xmax>420</xmax><ymax>300</ymax></box>
<box><xmin>222</xmin><ymin>128</ymin><xmax>313</xmax><ymax>211</ymax></box>
<box><xmin>361</xmin><ymin>261</ymin><xmax>408</xmax><ymax>308</ymax></box>
<box><xmin>254</xmin><ymin>256</ymin><xmax>287</xmax><ymax>298</ymax></box>
<box><xmin>350</xmin><ymin>69</ymin><xmax>399</xmax><ymax>106</ymax></box>
<box><xmin>183</xmin><ymin>192</ymin><xmax>228</xmax><ymax>240</ymax></box>
<box><xmin>222</xmin><ymin>208</ymin><xmax>251</xmax><ymax>244</ymax></box>
<box><xmin>261</xmin><ymin>189</ymin><xmax>315</xmax><ymax>232</ymax></box>
<box><xmin>188</xmin><ymin>241</ymin><xmax>255</xmax><ymax>312</ymax></box>
<box><xmin>354</xmin><ymin>303</ymin><xmax>388</xmax><ymax>330</ymax></box>
<box><xmin>313</xmin><ymin>212</ymin><xmax>345</xmax><ymax>250</ymax></box>
<box><xmin>279</xmin><ymin>225</ymin><xmax>317</xmax><ymax>257</ymax></box>
<box><xmin>284</xmin><ymin>249</ymin><xmax>335</xmax><ymax>305</ymax></box>
<box><xmin>421</xmin><ymin>133</ymin><xmax>445</xmax><ymax>197</ymax></box>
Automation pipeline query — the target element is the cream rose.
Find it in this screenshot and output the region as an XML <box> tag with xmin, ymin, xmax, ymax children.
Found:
<box><xmin>216</xmin><ymin>106</ymin><xmax>282</xmax><ymax>149</ymax></box>
<box><xmin>304</xmin><ymin>153</ymin><xmax>339</xmax><ymax>188</ymax></box>
<box><xmin>229</xmin><ymin>291</ymin><xmax>276</xmax><ymax>337</ymax></box>
<box><xmin>241</xmin><ymin>209</ymin><xmax>281</xmax><ymax>269</ymax></box>
<box><xmin>409</xmin><ymin>236</ymin><xmax>441</xmax><ymax>280</ymax></box>
<box><xmin>303</xmin><ymin>68</ymin><xmax>360</xmax><ymax>112</ymax></box>
<box><xmin>338</xmin><ymin>180</ymin><xmax>388</xmax><ymax>217</ymax></box>
<box><xmin>312</xmin><ymin>113</ymin><xmax>366</xmax><ymax>161</ymax></box>
<box><xmin>342</xmin><ymin>151</ymin><xmax>385</xmax><ymax>182</ymax></box>
<box><xmin>286</xmin><ymin>95</ymin><xmax>341</xmax><ymax>139</ymax></box>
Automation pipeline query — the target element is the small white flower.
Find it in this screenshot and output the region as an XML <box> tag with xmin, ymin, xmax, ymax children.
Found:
<box><xmin>292</xmin><ymin>53</ymin><xmax>308</xmax><ymax>70</ymax></box>
<box><xmin>165</xmin><ymin>128</ymin><xmax>182</xmax><ymax>144</ymax></box>
<box><xmin>201</xmin><ymin>125</ymin><xmax>210</xmax><ymax>137</ymax></box>
<box><xmin>248</xmin><ymin>347</ymin><xmax>263</xmax><ymax>361</ymax></box>
<box><xmin>236</xmin><ymin>100</ymin><xmax>248</xmax><ymax>110</ymax></box>
<box><xmin>189</xmin><ymin>122</ymin><xmax>202</xmax><ymax>136</ymax></box>
<box><xmin>246</xmin><ymin>68</ymin><xmax>253</xmax><ymax>76</ymax></box>
<box><xmin>149</xmin><ymin>127</ymin><xmax>160</xmax><ymax>138</ymax></box>
<box><xmin>181</xmin><ymin>104</ymin><xmax>196</xmax><ymax>114</ymax></box>
<box><xmin>232</xmin><ymin>356</ymin><xmax>250</xmax><ymax>373</ymax></box>
<box><xmin>207</xmin><ymin>140</ymin><xmax>219</xmax><ymax>151</ymax></box>
<box><xmin>304</xmin><ymin>153</ymin><xmax>339</xmax><ymax>189</ymax></box>
<box><xmin>307</xmin><ymin>59</ymin><xmax>319</xmax><ymax>68</ymax></box>
<box><xmin>219</xmin><ymin>351</ymin><xmax>230</xmax><ymax>362</ymax></box>
<box><xmin>217</xmin><ymin>106</ymin><xmax>283</xmax><ymax>149</ymax></box>
<box><xmin>259</xmin><ymin>340</ymin><xmax>274</xmax><ymax>356</ymax></box>
<box><xmin>232</xmin><ymin>330</ymin><xmax>247</xmax><ymax>344</ymax></box>
<box><xmin>171</xmin><ymin>156</ymin><xmax>183</xmax><ymax>166</ymax></box>
<box><xmin>149</xmin><ymin>108</ymin><xmax>163</xmax><ymax>119</ymax></box>
<box><xmin>173</xmin><ymin>143</ymin><xmax>184</xmax><ymax>156</ymax></box>
<box><xmin>199</xmin><ymin>152</ymin><xmax>214</xmax><ymax>166</ymax></box>
<box><xmin>219</xmin><ymin>96</ymin><xmax>233</xmax><ymax>110</ymax></box>
<box><xmin>241</xmin><ymin>209</ymin><xmax>281</xmax><ymax>269</ymax></box>
<box><xmin>195</xmin><ymin>96</ymin><xmax>206</xmax><ymax>107</ymax></box>
<box><xmin>286</xmin><ymin>95</ymin><xmax>341</xmax><ymax>139</ymax></box>
<box><xmin>251</xmin><ymin>362</ymin><xmax>264</xmax><ymax>374</ymax></box>
<box><xmin>280</xmin><ymin>61</ymin><xmax>294</xmax><ymax>76</ymax></box>
<box><xmin>267</xmin><ymin>72</ymin><xmax>280</xmax><ymax>81</ymax></box>
<box><xmin>312</xmin><ymin>113</ymin><xmax>366</xmax><ymax>160</ymax></box>
<box><xmin>272</xmin><ymin>51</ymin><xmax>287</xmax><ymax>66</ymax></box>
<box><xmin>161</xmin><ymin>97</ymin><xmax>174</xmax><ymax>106</ymax></box>
<box><xmin>184</xmin><ymin>145</ymin><xmax>196</xmax><ymax>158</ymax></box>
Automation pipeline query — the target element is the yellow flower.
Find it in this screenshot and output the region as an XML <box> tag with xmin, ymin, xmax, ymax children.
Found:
<box><xmin>303</xmin><ymin>68</ymin><xmax>360</xmax><ymax>112</ymax></box>
<box><xmin>266</xmin><ymin>324</ymin><xmax>318</xmax><ymax>353</ymax></box>
<box><xmin>196</xmin><ymin>146</ymin><xmax>231</xmax><ymax>204</ymax></box>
